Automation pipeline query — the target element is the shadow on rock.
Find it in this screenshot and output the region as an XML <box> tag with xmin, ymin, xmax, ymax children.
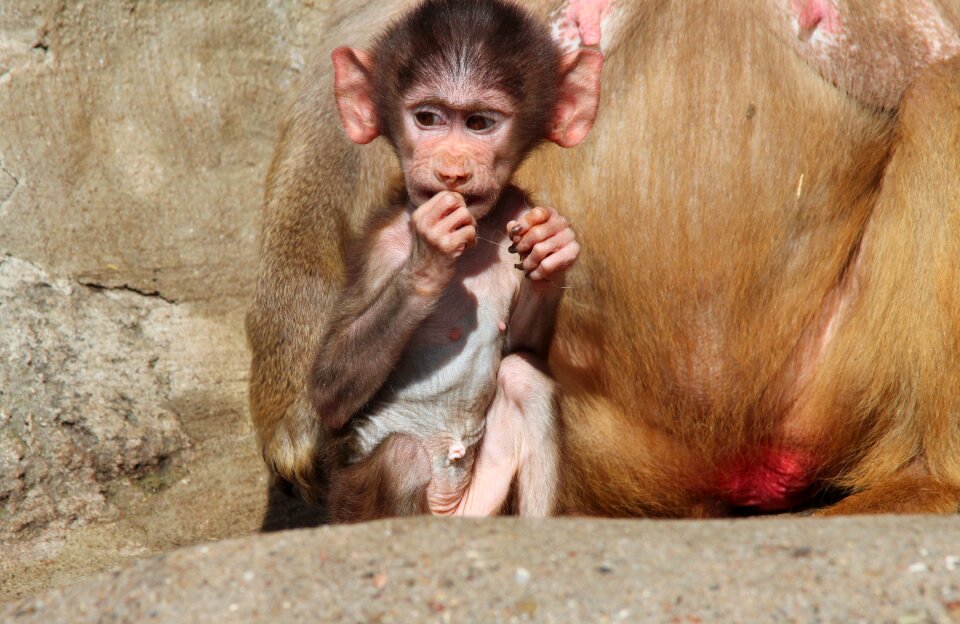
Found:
<box><xmin>259</xmin><ymin>478</ymin><xmax>328</xmax><ymax>532</ymax></box>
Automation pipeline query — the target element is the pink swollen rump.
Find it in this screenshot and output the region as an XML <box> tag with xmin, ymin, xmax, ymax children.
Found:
<box><xmin>714</xmin><ymin>446</ymin><xmax>819</xmax><ymax>511</ymax></box>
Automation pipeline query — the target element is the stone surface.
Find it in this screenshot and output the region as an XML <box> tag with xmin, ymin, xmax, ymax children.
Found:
<box><xmin>0</xmin><ymin>0</ymin><xmax>327</xmax><ymax>303</ymax></box>
<box><xmin>0</xmin><ymin>252</ymin><xmax>268</xmax><ymax>600</ymax></box>
<box><xmin>0</xmin><ymin>255</ymin><xmax>188</xmax><ymax>540</ymax></box>
<box><xmin>0</xmin><ymin>0</ymin><xmax>335</xmax><ymax>599</ymax></box>
<box><xmin>4</xmin><ymin>516</ymin><xmax>960</xmax><ymax>623</ymax></box>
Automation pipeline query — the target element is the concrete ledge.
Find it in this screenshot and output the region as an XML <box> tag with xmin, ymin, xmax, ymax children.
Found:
<box><xmin>4</xmin><ymin>516</ymin><xmax>960</xmax><ymax>622</ymax></box>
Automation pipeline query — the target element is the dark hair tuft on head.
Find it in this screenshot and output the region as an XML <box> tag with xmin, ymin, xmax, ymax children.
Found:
<box><xmin>370</xmin><ymin>0</ymin><xmax>562</xmax><ymax>154</ymax></box>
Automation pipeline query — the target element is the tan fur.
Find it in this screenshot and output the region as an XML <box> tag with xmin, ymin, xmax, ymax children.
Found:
<box><xmin>245</xmin><ymin>27</ymin><xmax>402</xmax><ymax>500</ymax></box>
<box><xmin>248</xmin><ymin>0</ymin><xmax>960</xmax><ymax>515</ymax></box>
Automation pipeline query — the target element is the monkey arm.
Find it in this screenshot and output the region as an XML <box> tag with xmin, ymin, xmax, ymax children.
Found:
<box><xmin>507</xmin><ymin>280</ymin><xmax>564</xmax><ymax>357</ymax></box>
<box><xmin>505</xmin><ymin>206</ymin><xmax>579</xmax><ymax>356</ymax></box>
<box><xmin>311</xmin><ymin>193</ymin><xmax>477</xmax><ymax>430</ymax></box>
<box><xmin>309</xmin><ymin>260</ymin><xmax>440</xmax><ymax>431</ymax></box>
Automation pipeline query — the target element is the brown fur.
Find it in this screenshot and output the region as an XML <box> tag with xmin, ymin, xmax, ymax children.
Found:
<box><xmin>328</xmin><ymin>433</ymin><xmax>432</xmax><ymax>522</ymax></box>
<box><xmin>247</xmin><ymin>0</ymin><xmax>960</xmax><ymax>516</ymax></box>
<box><xmin>370</xmin><ymin>0</ymin><xmax>561</xmax><ymax>154</ymax></box>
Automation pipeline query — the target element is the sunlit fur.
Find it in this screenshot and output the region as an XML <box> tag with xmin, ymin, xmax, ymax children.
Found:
<box><xmin>519</xmin><ymin>2</ymin><xmax>960</xmax><ymax>515</ymax></box>
<box><xmin>248</xmin><ymin>0</ymin><xmax>960</xmax><ymax>515</ymax></box>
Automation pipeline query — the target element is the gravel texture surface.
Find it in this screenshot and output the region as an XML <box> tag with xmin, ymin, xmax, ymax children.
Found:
<box><xmin>5</xmin><ymin>515</ymin><xmax>960</xmax><ymax>623</ymax></box>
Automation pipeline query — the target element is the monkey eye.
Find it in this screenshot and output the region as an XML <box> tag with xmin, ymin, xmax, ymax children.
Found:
<box><xmin>465</xmin><ymin>115</ymin><xmax>496</xmax><ymax>132</ymax></box>
<box><xmin>414</xmin><ymin>111</ymin><xmax>443</xmax><ymax>128</ymax></box>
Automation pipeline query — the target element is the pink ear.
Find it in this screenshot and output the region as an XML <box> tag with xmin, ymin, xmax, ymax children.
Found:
<box><xmin>549</xmin><ymin>49</ymin><xmax>604</xmax><ymax>148</ymax></box>
<box><xmin>331</xmin><ymin>46</ymin><xmax>380</xmax><ymax>145</ymax></box>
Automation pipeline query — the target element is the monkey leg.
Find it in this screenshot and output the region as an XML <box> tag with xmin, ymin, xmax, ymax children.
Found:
<box><xmin>457</xmin><ymin>353</ymin><xmax>559</xmax><ymax>517</ymax></box>
<box><xmin>327</xmin><ymin>433</ymin><xmax>432</xmax><ymax>523</ymax></box>
<box><xmin>798</xmin><ymin>57</ymin><xmax>960</xmax><ymax>514</ymax></box>
<box><xmin>819</xmin><ymin>473</ymin><xmax>960</xmax><ymax>517</ymax></box>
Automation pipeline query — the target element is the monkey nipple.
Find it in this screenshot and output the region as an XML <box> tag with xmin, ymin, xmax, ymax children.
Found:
<box><xmin>498</xmin><ymin>321</ymin><xmax>507</xmax><ymax>333</ymax></box>
<box><xmin>447</xmin><ymin>442</ymin><xmax>466</xmax><ymax>462</ymax></box>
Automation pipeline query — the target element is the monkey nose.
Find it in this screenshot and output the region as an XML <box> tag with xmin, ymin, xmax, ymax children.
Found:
<box><xmin>435</xmin><ymin>169</ymin><xmax>472</xmax><ymax>189</ymax></box>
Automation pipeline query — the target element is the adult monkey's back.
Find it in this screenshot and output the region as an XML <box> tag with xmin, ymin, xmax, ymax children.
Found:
<box><xmin>248</xmin><ymin>0</ymin><xmax>960</xmax><ymax>516</ymax></box>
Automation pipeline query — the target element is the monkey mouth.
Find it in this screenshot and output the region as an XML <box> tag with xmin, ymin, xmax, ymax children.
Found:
<box><xmin>413</xmin><ymin>187</ymin><xmax>493</xmax><ymax>209</ymax></box>
<box><xmin>460</xmin><ymin>192</ymin><xmax>492</xmax><ymax>207</ymax></box>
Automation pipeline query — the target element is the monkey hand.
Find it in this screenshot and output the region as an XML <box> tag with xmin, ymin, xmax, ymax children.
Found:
<box><xmin>507</xmin><ymin>206</ymin><xmax>580</xmax><ymax>282</ymax></box>
<box><xmin>408</xmin><ymin>191</ymin><xmax>477</xmax><ymax>294</ymax></box>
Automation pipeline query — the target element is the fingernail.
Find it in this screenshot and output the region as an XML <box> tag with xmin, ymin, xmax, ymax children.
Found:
<box><xmin>508</xmin><ymin>245</ymin><xmax>517</xmax><ymax>254</ymax></box>
<box><xmin>511</xmin><ymin>225</ymin><xmax>523</xmax><ymax>235</ymax></box>
<box><xmin>514</xmin><ymin>263</ymin><xmax>524</xmax><ymax>270</ymax></box>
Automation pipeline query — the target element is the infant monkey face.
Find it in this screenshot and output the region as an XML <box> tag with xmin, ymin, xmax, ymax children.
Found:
<box><xmin>399</xmin><ymin>85</ymin><xmax>520</xmax><ymax>218</ymax></box>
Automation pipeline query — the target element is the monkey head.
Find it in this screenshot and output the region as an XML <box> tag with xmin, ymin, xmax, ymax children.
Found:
<box><xmin>331</xmin><ymin>0</ymin><xmax>603</xmax><ymax>218</ymax></box>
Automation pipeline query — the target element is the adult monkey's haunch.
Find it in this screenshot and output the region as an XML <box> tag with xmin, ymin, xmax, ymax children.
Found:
<box><xmin>247</xmin><ymin>0</ymin><xmax>960</xmax><ymax>517</ymax></box>
<box><xmin>309</xmin><ymin>0</ymin><xmax>600</xmax><ymax>521</ymax></box>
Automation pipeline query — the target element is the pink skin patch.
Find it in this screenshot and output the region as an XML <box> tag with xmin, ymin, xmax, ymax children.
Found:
<box><xmin>715</xmin><ymin>447</ymin><xmax>819</xmax><ymax>511</ymax></box>
<box><xmin>447</xmin><ymin>441</ymin><xmax>466</xmax><ymax>462</ymax></box>
<box><xmin>448</xmin><ymin>327</ymin><xmax>462</xmax><ymax>341</ymax></box>
<box><xmin>785</xmin><ymin>0</ymin><xmax>960</xmax><ymax>108</ymax></box>
<box><xmin>554</xmin><ymin>0</ymin><xmax>612</xmax><ymax>49</ymax></box>
<box><xmin>791</xmin><ymin>0</ymin><xmax>839</xmax><ymax>35</ymax></box>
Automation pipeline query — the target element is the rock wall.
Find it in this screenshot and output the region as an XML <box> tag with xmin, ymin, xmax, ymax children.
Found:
<box><xmin>0</xmin><ymin>256</ymin><xmax>188</xmax><ymax>539</ymax></box>
<box><xmin>0</xmin><ymin>1</ymin><xmax>329</xmax><ymax>301</ymax></box>
<box><xmin>0</xmin><ymin>0</ymin><xmax>332</xmax><ymax>599</ymax></box>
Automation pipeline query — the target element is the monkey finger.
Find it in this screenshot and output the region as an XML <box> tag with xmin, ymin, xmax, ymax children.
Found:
<box><xmin>454</xmin><ymin>224</ymin><xmax>478</xmax><ymax>250</ymax></box>
<box><xmin>520</xmin><ymin>228</ymin><xmax>576</xmax><ymax>272</ymax></box>
<box><xmin>523</xmin><ymin>206</ymin><xmax>553</xmax><ymax>226</ymax></box>
<box><xmin>420</xmin><ymin>191</ymin><xmax>466</xmax><ymax>225</ymax></box>
<box><xmin>515</xmin><ymin>215</ymin><xmax>569</xmax><ymax>254</ymax></box>
<box><xmin>567</xmin><ymin>0</ymin><xmax>609</xmax><ymax>47</ymax></box>
<box><xmin>462</xmin><ymin>226</ymin><xmax>478</xmax><ymax>249</ymax></box>
<box><xmin>438</xmin><ymin>206</ymin><xmax>476</xmax><ymax>235</ymax></box>
<box><xmin>528</xmin><ymin>241</ymin><xmax>580</xmax><ymax>280</ymax></box>
<box><xmin>508</xmin><ymin>206</ymin><xmax>553</xmax><ymax>240</ymax></box>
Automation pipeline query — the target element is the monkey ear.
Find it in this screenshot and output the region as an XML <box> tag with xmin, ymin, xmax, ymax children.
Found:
<box><xmin>331</xmin><ymin>46</ymin><xmax>380</xmax><ymax>144</ymax></box>
<box><xmin>549</xmin><ymin>49</ymin><xmax>604</xmax><ymax>148</ymax></box>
